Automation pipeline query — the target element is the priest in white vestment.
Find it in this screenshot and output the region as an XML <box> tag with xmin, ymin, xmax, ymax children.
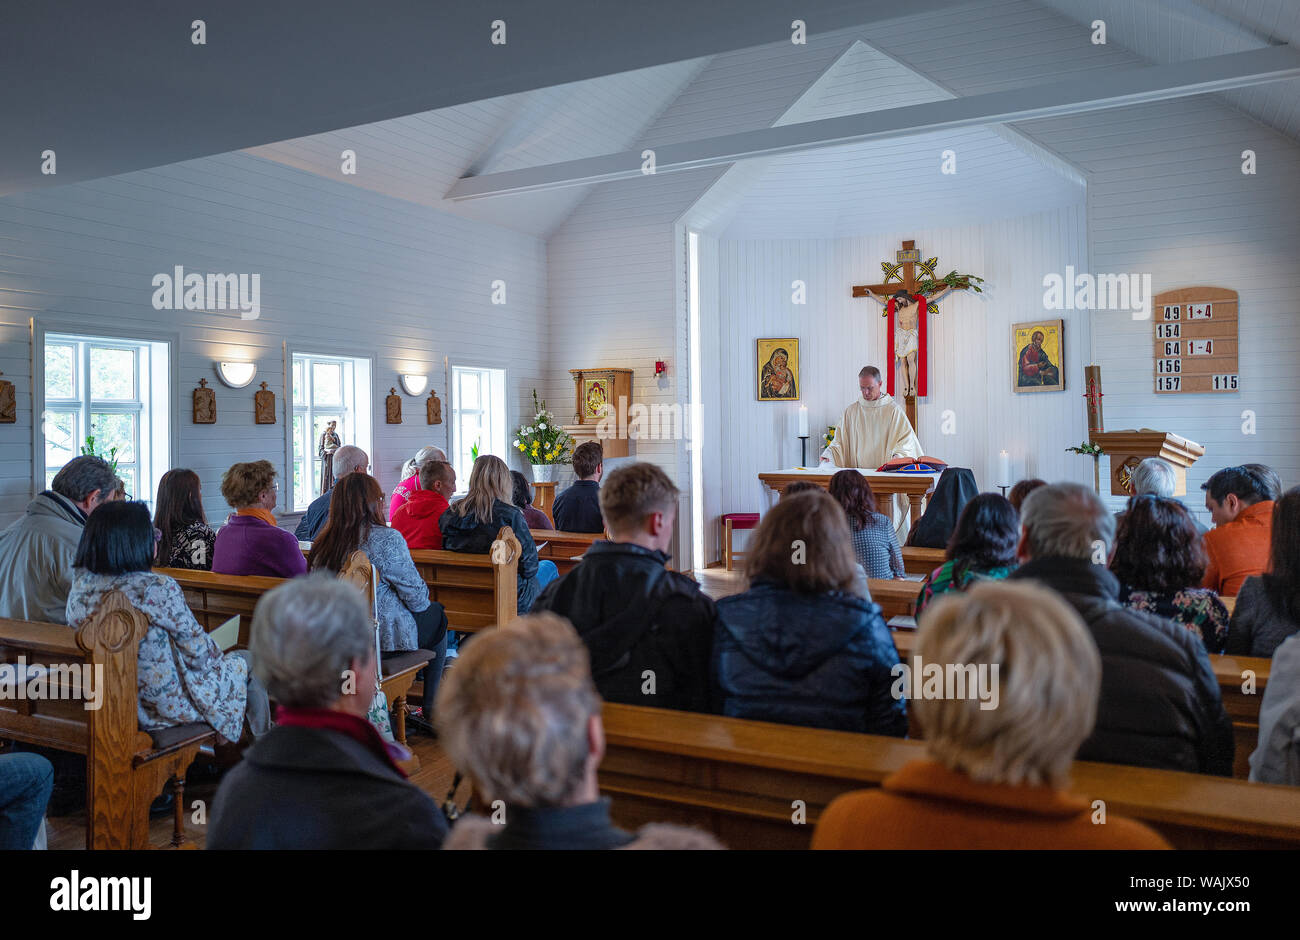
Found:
<box><xmin>821</xmin><ymin>365</ymin><xmax>922</xmax><ymax>538</ymax></box>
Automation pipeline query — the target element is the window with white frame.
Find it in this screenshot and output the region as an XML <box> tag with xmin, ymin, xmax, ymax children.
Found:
<box><xmin>290</xmin><ymin>352</ymin><xmax>372</xmax><ymax>511</ymax></box>
<box><xmin>450</xmin><ymin>366</ymin><xmax>506</xmax><ymax>490</ymax></box>
<box><xmin>42</xmin><ymin>332</ymin><xmax>170</xmax><ymax>505</ymax></box>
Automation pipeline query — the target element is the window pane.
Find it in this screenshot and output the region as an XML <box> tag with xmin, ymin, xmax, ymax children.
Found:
<box><xmin>45</xmin><ymin>469</ymin><xmax>58</xmax><ymax>491</ymax></box>
<box><xmin>312</xmin><ymin>363</ymin><xmax>342</xmax><ymax>406</ymax></box>
<box><xmin>293</xmin><ymin>462</ymin><xmax>306</xmax><ymax>507</ymax></box>
<box><xmin>45</xmin><ymin>343</ymin><xmax>76</xmax><ymax>399</ymax></box>
<box><xmin>43</xmin><ymin>411</ymin><xmax>78</xmax><ymax>470</ymax></box>
<box><xmin>292</xmin><ymin>359</ymin><xmax>305</xmax><ymax>406</ymax></box>
<box><xmin>459</xmin><ymin>370</ymin><xmax>480</xmax><ymax>409</ymax></box>
<box><xmin>117</xmin><ymin>467</ymin><xmax>137</xmax><ymax>500</ymax></box>
<box><xmin>90</xmin><ymin>347</ymin><xmax>136</xmax><ymax>401</ymax></box>
<box><xmin>90</xmin><ymin>412</ymin><xmax>136</xmax><ymax>463</ymax></box>
<box><xmin>292</xmin><ymin>414</ymin><xmax>305</xmax><ymax>462</ymax></box>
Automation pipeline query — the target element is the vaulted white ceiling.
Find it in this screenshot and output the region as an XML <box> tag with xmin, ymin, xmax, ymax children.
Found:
<box><xmin>711</xmin><ymin>41</ymin><xmax>1086</xmax><ymax>239</ymax></box>
<box><xmin>244</xmin><ymin>59</ymin><xmax>709</xmax><ymax>237</ymax></box>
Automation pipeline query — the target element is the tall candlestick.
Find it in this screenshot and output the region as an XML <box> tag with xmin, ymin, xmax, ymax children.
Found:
<box><xmin>999</xmin><ymin>450</ymin><xmax>1010</xmax><ymax>487</ymax></box>
<box><xmin>798</xmin><ymin>406</ymin><xmax>809</xmax><ymax>438</ymax></box>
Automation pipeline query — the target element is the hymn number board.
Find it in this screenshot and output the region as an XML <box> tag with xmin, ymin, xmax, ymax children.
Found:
<box><xmin>1152</xmin><ymin>287</ymin><xmax>1239</xmax><ymax>394</ymax></box>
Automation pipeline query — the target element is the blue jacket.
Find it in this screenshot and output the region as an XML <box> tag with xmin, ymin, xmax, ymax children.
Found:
<box><xmin>713</xmin><ymin>581</ymin><xmax>907</xmax><ymax>736</ymax></box>
<box><xmin>439</xmin><ymin>499</ymin><xmax>541</xmax><ymax>613</ymax></box>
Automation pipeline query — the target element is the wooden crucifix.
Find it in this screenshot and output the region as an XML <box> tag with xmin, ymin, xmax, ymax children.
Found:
<box><xmin>852</xmin><ymin>239</ymin><xmax>976</xmax><ymax>431</ymax></box>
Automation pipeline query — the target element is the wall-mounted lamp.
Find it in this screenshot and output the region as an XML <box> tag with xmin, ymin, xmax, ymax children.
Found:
<box><xmin>399</xmin><ymin>373</ymin><xmax>428</xmax><ymax>396</ymax></box>
<box><xmin>216</xmin><ymin>361</ymin><xmax>257</xmax><ymax>388</ymax></box>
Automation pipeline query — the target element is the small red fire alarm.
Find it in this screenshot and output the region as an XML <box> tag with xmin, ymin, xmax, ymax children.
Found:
<box><xmin>655</xmin><ymin>360</ymin><xmax>666</xmax><ymax>377</ymax></box>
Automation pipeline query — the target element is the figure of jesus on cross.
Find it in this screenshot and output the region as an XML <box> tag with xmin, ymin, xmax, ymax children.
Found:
<box><xmin>852</xmin><ymin>239</ymin><xmax>979</xmax><ymax>430</ymax></box>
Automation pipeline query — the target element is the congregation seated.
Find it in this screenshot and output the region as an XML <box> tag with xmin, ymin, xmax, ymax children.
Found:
<box><xmin>511</xmin><ymin>470</ymin><xmax>553</xmax><ymax>531</ymax></box>
<box><xmin>1201</xmin><ymin>464</ymin><xmax>1276</xmax><ymax>596</ymax></box>
<box><xmin>812</xmin><ymin>581</ymin><xmax>1170</xmax><ymax>850</ymax></box>
<box><xmin>1008</xmin><ymin>483</ymin><xmax>1233</xmax><ymax>776</ymax></box>
<box><xmin>713</xmin><ymin>490</ymin><xmax>907</xmax><ymax>736</ymax></box>
<box><xmin>440</xmin><ymin>454</ymin><xmax>558</xmax><ymax>613</ymax></box>
<box><xmin>154</xmin><ymin>468</ymin><xmax>217</xmax><ymax>571</ymax></box>
<box><xmin>552</xmin><ymin>441</ymin><xmax>605</xmax><ymax>533</ymax></box>
<box><xmin>1226</xmin><ymin>487</ymin><xmax>1300</xmax><ymax>658</ymax></box>
<box><xmin>388</xmin><ymin>444</ymin><xmax>446</xmax><ymax>522</ymax></box>
<box><xmin>1007</xmin><ymin>477</ymin><xmax>1045</xmax><ymax>513</ymax></box>
<box><xmin>0</xmin><ymin>454</ymin><xmax>116</xmax><ymax>623</ymax></box>
<box><xmin>209</xmin><ymin>576</ymin><xmax>447</xmax><ymax>849</ymax></box>
<box><xmin>437</xmin><ymin>613</ymin><xmax>721</xmax><ymax>850</ymax></box>
<box><xmin>67</xmin><ymin>501</ymin><xmax>271</xmax><ymax>745</ymax></box>
<box><xmin>294</xmin><ymin>444</ymin><xmax>369</xmax><ymax>542</ymax></box>
<box><xmin>533</xmin><ymin>462</ymin><xmax>715</xmax><ymax>713</ymax></box>
<box><xmin>391</xmin><ymin>460</ymin><xmax>457</xmax><ymax>550</ymax></box>
<box><xmin>915</xmin><ymin>492</ymin><xmax>1018</xmax><ymax>618</ymax></box>
<box><xmin>308</xmin><ymin>473</ymin><xmax>448</xmax><ymax>717</ymax></box>
<box><xmin>0</xmin><ymin>753</ymin><xmax>53</xmax><ymax>850</ymax></box>
<box><xmin>829</xmin><ymin>469</ymin><xmax>904</xmax><ymax>579</ymax></box>
<box><xmin>906</xmin><ymin>467</ymin><xmax>977</xmax><ymax>549</ymax></box>
<box><xmin>211</xmin><ymin>460</ymin><xmax>307</xmax><ymax>578</ymax></box>
<box><xmin>1251</xmin><ymin>603</ymin><xmax>1300</xmax><ymax>786</ymax></box>
<box><xmin>1111</xmin><ymin>495</ymin><xmax>1229</xmax><ymax>653</ymax></box>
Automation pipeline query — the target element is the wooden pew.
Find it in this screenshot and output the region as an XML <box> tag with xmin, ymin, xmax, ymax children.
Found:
<box><xmin>868</xmin><ymin>579</ymin><xmax>921</xmax><ymax>619</ymax></box>
<box><xmin>0</xmin><ymin>593</ymin><xmax>214</xmax><ymax>849</ymax></box>
<box><xmin>888</xmin><ymin>628</ymin><xmax>1269</xmax><ymax>780</ymax></box>
<box><xmin>530</xmin><ymin>528</ymin><xmax>605</xmax><ymax>576</ymax></box>
<box><xmin>901</xmin><ymin>546</ymin><xmax>945</xmax><ymax>577</ymax></box>
<box><xmin>598</xmin><ymin>702</ymin><xmax>1300</xmax><ymax>849</ymax></box>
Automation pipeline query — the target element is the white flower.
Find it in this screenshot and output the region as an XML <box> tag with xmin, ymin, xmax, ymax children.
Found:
<box><xmin>538</xmin><ymin>422</ymin><xmax>547</xmax><ymax>430</ymax></box>
<box><xmin>513</xmin><ymin>440</ymin><xmax>520</xmax><ymax>448</ymax></box>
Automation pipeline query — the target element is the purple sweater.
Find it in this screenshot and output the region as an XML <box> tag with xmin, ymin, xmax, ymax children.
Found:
<box><xmin>212</xmin><ymin>515</ymin><xmax>308</xmax><ymax>579</ymax></box>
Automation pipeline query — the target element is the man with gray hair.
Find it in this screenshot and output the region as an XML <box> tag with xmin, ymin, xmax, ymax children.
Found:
<box><xmin>1119</xmin><ymin>457</ymin><xmax>1207</xmax><ymax>534</ymax></box>
<box><xmin>1008</xmin><ymin>482</ymin><xmax>1233</xmax><ymax>776</ymax></box>
<box><xmin>0</xmin><ymin>455</ymin><xmax>117</xmax><ymax>623</ymax></box>
<box><xmin>294</xmin><ymin>444</ymin><xmax>368</xmax><ymax>542</ymax></box>
<box><xmin>208</xmin><ymin>573</ymin><xmax>446</xmax><ymax>849</ymax></box>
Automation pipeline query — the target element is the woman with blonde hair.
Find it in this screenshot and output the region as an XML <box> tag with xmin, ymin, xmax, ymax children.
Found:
<box><xmin>389</xmin><ymin>445</ymin><xmax>447</xmax><ymax>521</ymax></box>
<box><xmin>440</xmin><ymin>454</ymin><xmax>557</xmax><ymax>613</ymax></box>
<box><xmin>812</xmin><ymin>580</ymin><xmax>1170</xmax><ymax>849</ymax></box>
<box><xmin>712</xmin><ymin>489</ymin><xmax>907</xmax><ymax>735</ymax></box>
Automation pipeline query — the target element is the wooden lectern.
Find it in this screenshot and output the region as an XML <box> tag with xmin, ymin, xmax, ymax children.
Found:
<box><xmin>1088</xmin><ymin>430</ymin><xmax>1205</xmax><ymax>496</ymax></box>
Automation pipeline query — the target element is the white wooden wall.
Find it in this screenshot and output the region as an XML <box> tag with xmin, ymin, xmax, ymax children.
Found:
<box><xmin>0</xmin><ymin>152</ymin><xmax>547</xmax><ymax>526</ymax></box>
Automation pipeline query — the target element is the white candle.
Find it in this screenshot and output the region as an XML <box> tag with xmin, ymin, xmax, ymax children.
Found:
<box><xmin>798</xmin><ymin>406</ymin><xmax>809</xmax><ymax>438</ymax></box>
<box><xmin>999</xmin><ymin>450</ymin><xmax>1010</xmax><ymax>486</ymax></box>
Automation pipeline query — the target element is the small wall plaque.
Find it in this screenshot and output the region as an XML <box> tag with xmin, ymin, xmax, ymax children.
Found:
<box><xmin>427</xmin><ymin>390</ymin><xmax>442</xmax><ymax>425</ymax></box>
<box><xmin>193</xmin><ymin>378</ymin><xmax>216</xmax><ymax>424</ymax></box>
<box><xmin>254</xmin><ymin>381</ymin><xmax>276</xmax><ymax>424</ymax></box>
<box><xmin>386</xmin><ymin>387</ymin><xmax>402</xmax><ymax>424</ymax></box>
<box><xmin>0</xmin><ymin>371</ymin><xmax>15</xmax><ymax>424</ymax></box>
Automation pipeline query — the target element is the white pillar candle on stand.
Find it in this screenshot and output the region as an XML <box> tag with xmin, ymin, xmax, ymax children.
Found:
<box><xmin>798</xmin><ymin>406</ymin><xmax>809</xmax><ymax>438</ymax></box>
<box><xmin>999</xmin><ymin>450</ymin><xmax>1010</xmax><ymax>487</ymax></box>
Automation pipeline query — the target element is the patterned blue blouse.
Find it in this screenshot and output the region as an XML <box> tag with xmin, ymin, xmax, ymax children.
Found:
<box><xmin>850</xmin><ymin>513</ymin><xmax>905</xmax><ymax>580</ymax></box>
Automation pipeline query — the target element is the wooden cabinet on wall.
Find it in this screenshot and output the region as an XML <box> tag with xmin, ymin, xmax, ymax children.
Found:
<box><xmin>562</xmin><ymin>368</ymin><xmax>633</xmax><ymax>459</ymax></box>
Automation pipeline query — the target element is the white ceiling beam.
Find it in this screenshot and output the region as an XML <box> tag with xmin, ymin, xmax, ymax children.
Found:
<box><xmin>447</xmin><ymin>44</ymin><xmax>1300</xmax><ymax>200</ymax></box>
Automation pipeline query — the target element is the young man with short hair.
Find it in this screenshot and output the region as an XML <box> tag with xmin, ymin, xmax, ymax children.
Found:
<box><xmin>1201</xmin><ymin>465</ymin><xmax>1276</xmax><ymax>597</ymax></box>
<box><xmin>391</xmin><ymin>461</ymin><xmax>457</xmax><ymax>550</ymax></box>
<box><xmin>552</xmin><ymin>441</ymin><xmax>605</xmax><ymax>533</ymax></box>
<box><xmin>532</xmin><ymin>462</ymin><xmax>716</xmax><ymax>713</ymax></box>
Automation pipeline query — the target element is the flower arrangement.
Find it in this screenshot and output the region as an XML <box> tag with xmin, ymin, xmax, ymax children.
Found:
<box><xmin>1066</xmin><ymin>440</ymin><xmax>1106</xmax><ymax>494</ymax></box>
<box><xmin>514</xmin><ymin>390</ymin><xmax>574</xmax><ymax>466</ymax></box>
<box><xmin>80</xmin><ymin>435</ymin><xmax>119</xmax><ymax>473</ymax></box>
<box><xmin>822</xmin><ymin>426</ymin><xmax>836</xmax><ymax>451</ymax></box>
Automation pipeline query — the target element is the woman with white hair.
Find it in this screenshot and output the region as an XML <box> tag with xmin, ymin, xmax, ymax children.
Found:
<box><xmin>389</xmin><ymin>445</ymin><xmax>447</xmax><ymax>521</ymax></box>
<box><xmin>208</xmin><ymin>574</ymin><xmax>447</xmax><ymax>849</ymax></box>
<box><xmin>812</xmin><ymin>580</ymin><xmax>1170</xmax><ymax>849</ymax></box>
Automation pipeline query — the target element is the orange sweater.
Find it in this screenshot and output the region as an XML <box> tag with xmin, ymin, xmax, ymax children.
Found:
<box><xmin>1202</xmin><ymin>501</ymin><xmax>1274</xmax><ymax>598</ymax></box>
<box><xmin>811</xmin><ymin>759</ymin><xmax>1170</xmax><ymax>850</ymax></box>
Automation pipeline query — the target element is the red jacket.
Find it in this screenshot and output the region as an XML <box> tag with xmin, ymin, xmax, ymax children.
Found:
<box><xmin>391</xmin><ymin>489</ymin><xmax>450</xmax><ymax>550</ymax></box>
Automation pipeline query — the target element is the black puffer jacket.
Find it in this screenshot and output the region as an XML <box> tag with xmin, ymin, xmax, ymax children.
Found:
<box><xmin>713</xmin><ymin>580</ymin><xmax>907</xmax><ymax>736</ymax></box>
<box><xmin>1010</xmin><ymin>557</ymin><xmax>1234</xmax><ymax>776</ymax></box>
<box><xmin>533</xmin><ymin>541</ymin><xmax>716</xmax><ymax>713</ymax></box>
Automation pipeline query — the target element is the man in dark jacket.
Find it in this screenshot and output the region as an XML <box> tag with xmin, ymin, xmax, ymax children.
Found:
<box><xmin>209</xmin><ymin>575</ymin><xmax>446</xmax><ymax>849</ymax></box>
<box><xmin>294</xmin><ymin>445</ymin><xmax>368</xmax><ymax>542</ymax></box>
<box><xmin>533</xmin><ymin>461</ymin><xmax>716</xmax><ymax>713</ymax></box>
<box><xmin>552</xmin><ymin>441</ymin><xmax>605</xmax><ymax>533</ymax></box>
<box><xmin>1009</xmin><ymin>482</ymin><xmax>1234</xmax><ymax>776</ymax></box>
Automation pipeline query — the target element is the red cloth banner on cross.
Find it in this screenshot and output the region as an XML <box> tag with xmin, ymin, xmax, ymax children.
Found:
<box><xmin>884</xmin><ymin>293</ymin><xmax>928</xmax><ymax>398</ymax></box>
